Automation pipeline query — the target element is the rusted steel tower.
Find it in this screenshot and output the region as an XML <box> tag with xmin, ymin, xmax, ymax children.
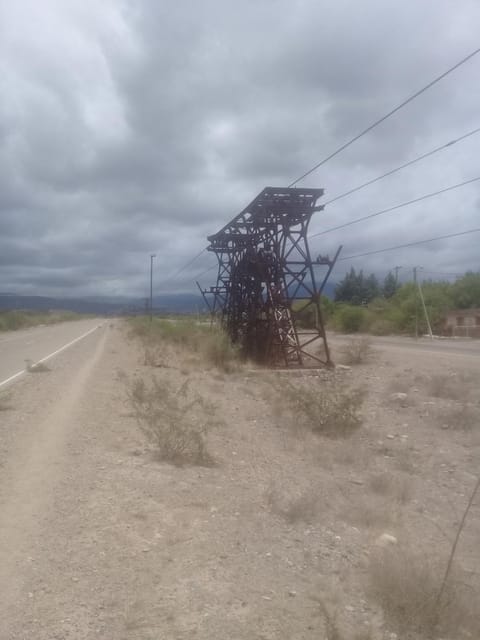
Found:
<box><xmin>202</xmin><ymin>187</ymin><xmax>340</xmax><ymax>367</ymax></box>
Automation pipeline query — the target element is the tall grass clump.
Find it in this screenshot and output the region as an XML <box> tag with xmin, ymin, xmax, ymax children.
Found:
<box><xmin>128</xmin><ymin>317</ymin><xmax>241</xmax><ymax>372</ymax></box>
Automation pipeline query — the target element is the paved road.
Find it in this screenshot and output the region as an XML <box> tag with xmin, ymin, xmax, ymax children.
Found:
<box><xmin>329</xmin><ymin>333</ymin><xmax>480</xmax><ymax>359</ymax></box>
<box><xmin>0</xmin><ymin>318</ymin><xmax>104</xmax><ymax>388</ymax></box>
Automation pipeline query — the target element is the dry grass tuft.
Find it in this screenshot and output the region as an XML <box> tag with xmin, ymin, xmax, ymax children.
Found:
<box><xmin>369</xmin><ymin>545</ymin><xmax>479</xmax><ymax>639</ymax></box>
<box><xmin>339</xmin><ymin>337</ymin><xmax>373</xmax><ymax>365</ymax></box>
<box><xmin>274</xmin><ymin>378</ymin><xmax>365</xmax><ymax>438</ymax></box>
<box><xmin>128</xmin><ymin>376</ymin><xmax>217</xmax><ymax>467</ymax></box>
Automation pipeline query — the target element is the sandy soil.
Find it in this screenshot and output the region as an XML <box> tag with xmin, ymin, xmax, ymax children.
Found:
<box><xmin>0</xmin><ymin>322</ymin><xmax>479</xmax><ymax>639</ymax></box>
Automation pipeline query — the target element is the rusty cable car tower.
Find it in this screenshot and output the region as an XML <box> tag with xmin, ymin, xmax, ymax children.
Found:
<box><xmin>200</xmin><ymin>187</ymin><xmax>341</xmax><ymax>367</ymax></box>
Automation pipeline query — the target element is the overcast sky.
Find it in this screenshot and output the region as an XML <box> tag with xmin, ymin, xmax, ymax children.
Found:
<box><xmin>1</xmin><ymin>0</ymin><xmax>479</xmax><ymax>299</ymax></box>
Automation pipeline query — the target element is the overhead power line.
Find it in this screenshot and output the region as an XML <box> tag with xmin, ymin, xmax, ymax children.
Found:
<box><xmin>157</xmin><ymin>49</ymin><xmax>480</xmax><ymax>287</ymax></box>
<box><xmin>194</xmin><ymin>264</ymin><xmax>217</xmax><ymax>280</ymax></box>
<box><xmin>289</xmin><ymin>46</ymin><xmax>480</xmax><ymax>187</ymax></box>
<box><xmin>167</xmin><ymin>246</ymin><xmax>207</xmax><ymax>281</ymax></box>
<box><xmin>310</xmin><ymin>176</ymin><xmax>480</xmax><ymax>238</ymax></box>
<box><xmin>324</xmin><ymin>126</ymin><xmax>480</xmax><ymax>206</ymax></box>
<box><xmin>337</xmin><ymin>227</ymin><xmax>480</xmax><ymax>262</ymax></box>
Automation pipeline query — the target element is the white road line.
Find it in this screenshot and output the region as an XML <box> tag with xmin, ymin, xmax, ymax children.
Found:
<box><xmin>0</xmin><ymin>323</ymin><xmax>103</xmax><ymax>389</ymax></box>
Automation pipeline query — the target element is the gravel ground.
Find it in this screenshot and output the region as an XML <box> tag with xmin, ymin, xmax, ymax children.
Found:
<box><xmin>0</xmin><ymin>322</ymin><xmax>479</xmax><ymax>639</ymax></box>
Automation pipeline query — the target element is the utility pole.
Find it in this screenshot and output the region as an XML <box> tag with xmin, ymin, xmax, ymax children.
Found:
<box><xmin>413</xmin><ymin>266</ymin><xmax>422</xmax><ymax>339</ymax></box>
<box><xmin>150</xmin><ymin>254</ymin><xmax>156</xmax><ymax>322</ymax></box>
<box><xmin>417</xmin><ymin>278</ymin><xmax>434</xmax><ymax>339</ymax></box>
<box><xmin>394</xmin><ymin>265</ymin><xmax>402</xmax><ymax>284</ymax></box>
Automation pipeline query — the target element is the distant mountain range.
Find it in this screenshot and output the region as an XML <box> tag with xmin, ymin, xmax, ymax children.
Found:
<box><xmin>0</xmin><ymin>282</ymin><xmax>336</xmax><ymax>316</ymax></box>
<box><xmin>0</xmin><ymin>293</ymin><xmax>202</xmax><ymax>315</ymax></box>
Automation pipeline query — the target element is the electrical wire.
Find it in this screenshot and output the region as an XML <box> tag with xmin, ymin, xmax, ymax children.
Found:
<box><xmin>323</xmin><ymin>126</ymin><xmax>480</xmax><ymax>206</ymax></box>
<box><xmin>165</xmin><ymin>246</ymin><xmax>208</xmax><ymax>281</ymax></box>
<box><xmin>289</xmin><ymin>46</ymin><xmax>480</xmax><ymax>187</ymax></box>
<box><xmin>336</xmin><ymin>227</ymin><xmax>480</xmax><ymax>262</ymax></box>
<box><xmin>310</xmin><ymin>176</ymin><xmax>480</xmax><ymax>238</ymax></box>
<box><xmin>156</xmin><ymin>48</ymin><xmax>480</xmax><ymax>287</ymax></box>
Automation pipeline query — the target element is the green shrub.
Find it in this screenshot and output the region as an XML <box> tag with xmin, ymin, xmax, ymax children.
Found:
<box><xmin>333</xmin><ymin>305</ymin><xmax>368</xmax><ymax>333</ymax></box>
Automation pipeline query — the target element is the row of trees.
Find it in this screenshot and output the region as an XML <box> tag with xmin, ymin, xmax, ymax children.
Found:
<box><xmin>334</xmin><ymin>268</ymin><xmax>480</xmax><ymax>309</ymax></box>
<box><xmin>314</xmin><ymin>269</ymin><xmax>480</xmax><ymax>335</ymax></box>
<box><xmin>334</xmin><ymin>268</ymin><xmax>399</xmax><ymax>304</ymax></box>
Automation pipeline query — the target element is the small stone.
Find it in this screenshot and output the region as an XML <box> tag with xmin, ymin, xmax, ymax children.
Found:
<box><xmin>288</xmin><ymin>590</ymin><xmax>297</xmax><ymax>597</ymax></box>
<box><xmin>386</xmin><ymin>434</ymin><xmax>395</xmax><ymax>440</ymax></box>
<box><xmin>345</xmin><ymin>605</ymin><xmax>355</xmax><ymax>612</ymax></box>
<box><xmin>375</xmin><ymin>533</ymin><xmax>398</xmax><ymax>548</ymax></box>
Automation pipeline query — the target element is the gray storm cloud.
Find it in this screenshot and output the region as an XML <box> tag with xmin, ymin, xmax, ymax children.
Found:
<box><xmin>0</xmin><ymin>0</ymin><xmax>479</xmax><ymax>297</ymax></box>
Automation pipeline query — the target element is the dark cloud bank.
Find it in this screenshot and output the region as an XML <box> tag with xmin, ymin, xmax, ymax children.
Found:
<box><xmin>1</xmin><ymin>0</ymin><xmax>479</xmax><ymax>299</ymax></box>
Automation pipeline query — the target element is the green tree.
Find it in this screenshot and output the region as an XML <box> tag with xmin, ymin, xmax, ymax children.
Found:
<box><xmin>383</xmin><ymin>271</ymin><xmax>398</xmax><ymax>299</ymax></box>
<box><xmin>335</xmin><ymin>267</ymin><xmax>379</xmax><ymax>305</ymax></box>
<box><xmin>451</xmin><ymin>272</ymin><xmax>480</xmax><ymax>308</ymax></box>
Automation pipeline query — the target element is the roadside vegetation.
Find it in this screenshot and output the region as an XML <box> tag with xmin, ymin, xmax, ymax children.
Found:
<box><xmin>0</xmin><ymin>310</ymin><xmax>82</xmax><ymax>332</ymax></box>
<box><xmin>128</xmin><ymin>316</ymin><xmax>241</xmax><ymax>372</ymax></box>
<box><xmin>272</xmin><ymin>375</ymin><xmax>365</xmax><ymax>438</ymax></box>
<box><xmin>128</xmin><ymin>376</ymin><xmax>217</xmax><ymax>466</ymax></box>
<box><xmin>296</xmin><ymin>269</ymin><xmax>480</xmax><ymax>336</ymax></box>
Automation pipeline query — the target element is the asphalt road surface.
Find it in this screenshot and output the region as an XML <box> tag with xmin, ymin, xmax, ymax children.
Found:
<box><xmin>330</xmin><ymin>333</ymin><xmax>480</xmax><ymax>360</ymax></box>
<box><xmin>0</xmin><ymin>318</ymin><xmax>104</xmax><ymax>388</ymax></box>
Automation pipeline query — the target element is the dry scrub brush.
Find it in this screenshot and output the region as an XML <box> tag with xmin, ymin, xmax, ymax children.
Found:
<box><xmin>369</xmin><ymin>544</ymin><xmax>479</xmax><ymax>639</ymax></box>
<box><xmin>427</xmin><ymin>372</ymin><xmax>474</xmax><ymax>402</ymax></box>
<box><xmin>370</xmin><ymin>476</ymin><xmax>480</xmax><ymax>639</ymax></box>
<box><xmin>128</xmin><ymin>376</ymin><xmax>217</xmax><ymax>466</ymax></box>
<box><xmin>273</xmin><ymin>378</ymin><xmax>365</xmax><ymax>438</ymax></box>
<box><xmin>339</xmin><ymin>337</ymin><xmax>373</xmax><ymax>365</ymax></box>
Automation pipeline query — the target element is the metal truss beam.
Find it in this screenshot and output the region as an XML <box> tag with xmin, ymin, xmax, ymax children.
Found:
<box><xmin>202</xmin><ymin>187</ymin><xmax>340</xmax><ymax>367</ymax></box>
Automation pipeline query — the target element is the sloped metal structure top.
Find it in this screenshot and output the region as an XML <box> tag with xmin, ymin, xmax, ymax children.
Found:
<box><xmin>207</xmin><ymin>187</ymin><xmax>325</xmax><ymax>250</ymax></box>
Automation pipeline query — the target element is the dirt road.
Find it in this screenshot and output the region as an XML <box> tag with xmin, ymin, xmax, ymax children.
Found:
<box><xmin>0</xmin><ymin>323</ymin><xmax>478</xmax><ymax>639</ymax></box>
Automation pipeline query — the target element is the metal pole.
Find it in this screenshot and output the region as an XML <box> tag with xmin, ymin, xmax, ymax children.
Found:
<box><xmin>413</xmin><ymin>266</ymin><xmax>418</xmax><ymax>339</ymax></box>
<box><xmin>417</xmin><ymin>279</ymin><xmax>433</xmax><ymax>339</ymax></box>
<box><xmin>150</xmin><ymin>254</ymin><xmax>156</xmax><ymax>322</ymax></box>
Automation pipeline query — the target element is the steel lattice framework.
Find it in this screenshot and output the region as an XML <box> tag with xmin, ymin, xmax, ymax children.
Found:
<box><xmin>200</xmin><ymin>187</ymin><xmax>341</xmax><ymax>367</ymax></box>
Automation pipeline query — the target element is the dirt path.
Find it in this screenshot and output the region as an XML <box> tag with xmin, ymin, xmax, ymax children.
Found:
<box><xmin>0</xmin><ymin>322</ymin><xmax>479</xmax><ymax>639</ymax></box>
<box><xmin>0</xmin><ymin>325</ymin><xmax>107</xmax><ymax>614</ymax></box>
